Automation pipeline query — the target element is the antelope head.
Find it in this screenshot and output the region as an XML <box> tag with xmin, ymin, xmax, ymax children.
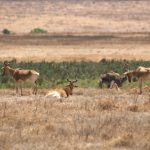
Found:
<box><xmin>1</xmin><ymin>61</ymin><xmax>10</xmax><ymax>76</ymax></box>
<box><xmin>66</xmin><ymin>79</ymin><xmax>78</xmax><ymax>95</ymax></box>
<box><xmin>124</xmin><ymin>71</ymin><xmax>133</xmax><ymax>83</ymax></box>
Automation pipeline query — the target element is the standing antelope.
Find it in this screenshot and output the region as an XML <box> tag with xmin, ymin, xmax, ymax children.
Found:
<box><xmin>45</xmin><ymin>79</ymin><xmax>78</xmax><ymax>99</ymax></box>
<box><xmin>124</xmin><ymin>66</ymin><xmax>150</xmax><ymax>94</ymax></box>
<box><xmin>1</xmin><ymin>61</ymin><xmax>39</xmax><ymax>95</ymax></box>
<box><xmin>99</xmin><ymin>71</ymin><xmax>127</xmax><ymax>89</ymax></box>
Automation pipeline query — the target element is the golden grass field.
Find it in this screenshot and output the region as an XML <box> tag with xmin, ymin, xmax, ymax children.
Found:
<box><xmin>0</xmin><ymin>33</ymin><xmax>150</xmax><ymax>62</ymax></box>
<box><xmin>0</xmin><ymin>88</ymin><xmax>150</xmax><ymax>150</ymax></box>
<box><xmin>0</xmin><ymin>0</ymin><xmax>150</xmax><ymax>62</ymax></box>
<box><xmin>0</xmin><ymin>0</ymin><xmax>150</xmax><ymax>34</ymax></box>
<box><xmin>0</xmin><ymin>0</ymin><xmax>150</xmax><ymax>150</ymax></box>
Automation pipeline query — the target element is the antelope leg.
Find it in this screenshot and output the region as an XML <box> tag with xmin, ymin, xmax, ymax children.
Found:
<box><xmin>33</xmin><ymin>81</ymin><xmax>37</xmax><ymax>95</ymax></box>
<box><xmin>15</xmin><ymin>83</ymin><xmax>19</xmax><ymax>94</ymax></box>
<box><xmin>110</xmin><ymin>80</ymin><xmax>115</xmax><ymax>89</ymax></box>
<box><xmin>20</xmin><ymin>82</ymin><xmax>23</xmax><ymax>96</ymax></box>
<box><xmin>139</xmin><ymin>79</ymin><xmax>143</xmax><ymax>94</ymax></box>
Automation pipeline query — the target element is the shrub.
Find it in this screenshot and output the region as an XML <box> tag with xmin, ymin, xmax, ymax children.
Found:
<box><xmin>0</xmin><ymin>60</ymin><xmax>150</xmax><ymax>89</ymax></box>
<box><xmin>31</xmin><ymin>28</ymin><xmax>47</xmax><ymax>33</ymax></box>
<box><xmin>2</xmin><ymin>29</ymin><xmax>11</xmax><ymax>35</ymax></box>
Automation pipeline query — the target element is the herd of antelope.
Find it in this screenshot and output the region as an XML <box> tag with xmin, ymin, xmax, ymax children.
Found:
<box><xmin>1</xmin><ymin>61</ymin><xmax>150</xmax><ymax>98</ymax></box>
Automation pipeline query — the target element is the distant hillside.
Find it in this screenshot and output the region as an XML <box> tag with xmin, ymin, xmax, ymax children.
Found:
<box><xmin>0</xmin><ymin>0</ymin><xmax>150</xmax><ymax>34</ymax></box>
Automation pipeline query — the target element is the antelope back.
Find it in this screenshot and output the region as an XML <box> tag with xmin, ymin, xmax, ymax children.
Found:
<box><xmin>13</xmin><ymin>70</ymin><xmax>32</xmax><ymax>81</ymax></box>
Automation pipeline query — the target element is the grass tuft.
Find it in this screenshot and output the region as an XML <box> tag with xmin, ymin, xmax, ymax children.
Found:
<box><xmin>127</xmin><ymin>104</ymin><xmax>139</xmax><ymax>112</ymax></box>
<box><xmin>97</xmin><ymin>99</ymin><xmax>117</xmax><ymax>111</ymax></box>
<box><xmin>106</xmin><ymin>133</ymin><xmax>133</xmax><ymax>148</ymax></box>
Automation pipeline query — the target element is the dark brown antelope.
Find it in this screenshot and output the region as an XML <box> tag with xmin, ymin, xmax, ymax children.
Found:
<box><xmin>99</xmin><ymin>71</ymin><xmax>127</xmax><ymax>90</ymax></box>
<box><xmin>45</xmin><ymin>79</ymin><xmax>78</xmax><ymax>99</ymax></box>
<box><xmin>124</xmin><ymin>66</ymin><xmax>150</xmax><ymax>94</ymax></box>
<box><xmin>1</xmin><ymin>61</ymin><xmax>39</xmax><ymax>95</ymax></box>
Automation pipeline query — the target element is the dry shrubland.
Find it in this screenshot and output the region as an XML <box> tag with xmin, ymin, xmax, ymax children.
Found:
<box><xmin>0</xmin><ymin>88</ymin><xmax>149</xmax><ymax>150</ymax></box>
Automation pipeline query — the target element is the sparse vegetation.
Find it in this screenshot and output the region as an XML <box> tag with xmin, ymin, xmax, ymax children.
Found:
<box><xmin>31</xmin><ymin>28</ymin><xmax>47</xmax><ymax>33</ymax></box>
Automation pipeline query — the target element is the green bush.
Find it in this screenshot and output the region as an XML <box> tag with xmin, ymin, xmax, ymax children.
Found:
<box><xmin>0</xmin><ymin>59</ymin><xmax>150</xmax><ymax>89</ymax></box>
<box><xmin>31</xmin><ymin>28</ymin><xmax>47</xmax><ymax>33</ymax></box>
<box><xmin>2</xmin><ymin>28</ymin><xmax>11</xmax><ymax>34</ymax></box>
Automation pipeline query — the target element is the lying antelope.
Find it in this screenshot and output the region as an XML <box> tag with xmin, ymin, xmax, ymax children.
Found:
<box><xmin>45</xmin><ymin>79</ymin><xmax>78</xmax><ymax>99</ymax></box>
<box><xmin>124</xmin><ymin>66</ymin><xmax>150</xmax><ymax>94</ymax></box>
<box><xmin>1</xmin><ymin>61</ymin><xmax>39</xmax><ymax>95</ymax></box>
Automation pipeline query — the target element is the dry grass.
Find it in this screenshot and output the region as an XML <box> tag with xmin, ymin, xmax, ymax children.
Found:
<box><xmin>0</xmin><ymin>34</ymin><xmax>150</xmax><ymax>62</ymax></box>
<box><xmin>0</xmin><ymin>0</ymin><xmax>150</xmax><ymax>34</ymax></box>
<box><xmin>0</xmin><ymin>1</ymin><xmax>149</xmax><ymax>149</ymax></box>
<box><xmin>0</xmin><ymin>88</ymin><xmax>149</xmax><ymax>150</ymax></box>
<box><xmin>0</xmin><ymin>0</ymin><xmax>150</xmax><ymax>62</ymax></box>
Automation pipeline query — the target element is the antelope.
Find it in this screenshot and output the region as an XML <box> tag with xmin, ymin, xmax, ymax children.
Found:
<box><xmin>99</xmin><ymin>71</ymin><xmax>127</xmax><ymax>90</ymax></box>
<box><xmin>45</xmin><ymin>79</ymin><xmax>78</xmax><ymax>99</ymax></box>
<box><xmin>124</xmin><ymin>66</ymin><xmax>150</xmax><ymax>94</ymax></box>
<box><xmin>1</xmin><ymin>61</ymin><xmax>39</xmax><ymax>95</ymax></box>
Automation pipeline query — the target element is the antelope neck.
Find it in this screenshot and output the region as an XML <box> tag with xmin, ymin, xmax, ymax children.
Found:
<box><xmin>7</xmin><ymin>67</ymin><xmax>16</xmax><ymax>76</ymax></box>
<box><xmin>63</xmin><ymin>86</ymin><xmax>71</xmax><ymax>97</ymax></box>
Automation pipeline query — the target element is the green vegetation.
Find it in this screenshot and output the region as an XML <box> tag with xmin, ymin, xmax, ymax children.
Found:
<box><xmin>2</xmin><ymin>28</ymin><xmax>11</xmax><ymax>35</ymax></box>
<box><xmin>0</xmin><ymin>59</ymin><xmax>150</xmax><ymax>89</ymax></box>
<box><xmin>31</xmin><ymin>28</ymin><xmax>47</xmax><ymax>33</ymax></box>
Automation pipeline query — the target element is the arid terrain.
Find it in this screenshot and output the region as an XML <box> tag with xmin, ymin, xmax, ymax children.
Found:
<box><xmin>1</xmin><ymin>0</ymin><xmax>150</xmax><ymax>34</ymax></box>
<box><xmin>0</xmin><ymin>88</ymin><xmax>150</xmax><ymax>150</ymax></box>
<box><xmin>0</xmin><ymin>0</ymin><xmax>150</xmax><ymax>62</ymax></box>
<box><xmin>0</xmin><ymin>33</ymin><xmax>150</xmax><ymax>62</ymax></box>
<box><xmin>0</xmin><ymin>0</ymin><xmax>150</xmax><ymax>150</ymax></box>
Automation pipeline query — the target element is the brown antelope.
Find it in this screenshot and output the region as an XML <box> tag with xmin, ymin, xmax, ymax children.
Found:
<box><xmin>124</xmin><ymin>66</ymin><xmax>150</xmax><ymax>94</ymax></box>
<box><xmin>99</xmin><ymin>71</ymin><xmax>127</xmax><ymax>89</ymax></box>
<box><xmin>45</xmin><ymin>79</ymin><xmax>78</xmax><ymax>99</ymax></box>
<box><xmin>1</xmin><ymin>61</ymin><xmax>39</xmax><ymax>95</ymax></box>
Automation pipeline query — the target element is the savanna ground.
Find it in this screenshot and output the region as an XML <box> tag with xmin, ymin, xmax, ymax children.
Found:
<box><xmin>0</xmin><ymin>0</ymin><xmax>150</xmax><ymax>62</ymax></box>
<box><xmin>0</xmin><ymin>88</ymin><xmax>150</xmax><ymax>150</ymax></box>
<box><xmin>0</xmin><ymin>0</ymin><xmax>150</xmax><ymax>150</ymax></box>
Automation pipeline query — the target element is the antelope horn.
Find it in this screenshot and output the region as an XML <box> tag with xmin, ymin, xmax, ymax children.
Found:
<box><xmin>72</xmin><ymin>76</ymin><xmax>78</xmax><ymax>83</ymax></box>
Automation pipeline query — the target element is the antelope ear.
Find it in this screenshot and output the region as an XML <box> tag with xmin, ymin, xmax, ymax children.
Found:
<box><xmin>73</xmin><ymin>79</ymin><xmax>78</xmax><ymax>83</ymax></box>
